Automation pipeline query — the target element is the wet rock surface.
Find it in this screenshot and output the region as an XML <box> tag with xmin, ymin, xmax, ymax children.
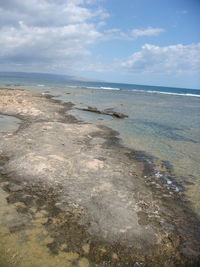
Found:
<box><xmin>77</xmin><ymin>106</ymin><xmax>128</xmax><ymax>118</ymax></box>
<box><xmin>0</xmin><ymin>88</ymin><xmax>200</xmax><ymax>266</ymax></box>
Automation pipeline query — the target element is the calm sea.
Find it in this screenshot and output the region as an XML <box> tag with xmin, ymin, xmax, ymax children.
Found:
<box><xmin>0</xmin><ymin>72</ymin><xmax>200</xmax><ymax>216</ymax></box>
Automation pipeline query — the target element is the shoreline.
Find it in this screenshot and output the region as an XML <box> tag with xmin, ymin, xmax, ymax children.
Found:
<box><xmin>0</xmin><ymin>88</ymin><xmax>200</xmax><ymax>266</ymax></box>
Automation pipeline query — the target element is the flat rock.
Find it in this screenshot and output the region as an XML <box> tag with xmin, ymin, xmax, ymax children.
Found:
<box><xmin>0</xmin><ymin>88</ymin><xmax>199</xmax><ymax>266</ymax></box>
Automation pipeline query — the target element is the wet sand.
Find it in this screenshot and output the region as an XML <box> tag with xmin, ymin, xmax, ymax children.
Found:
<box><xmin>0</xmin><ymin>88</ymin><xmax>200</xmax><ymax>266</ymax></box>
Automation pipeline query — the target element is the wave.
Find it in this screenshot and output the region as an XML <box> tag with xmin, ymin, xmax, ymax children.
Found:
<box><xmin>129</xmin><ymin>89</ymin><xmax>200</xmax><ymax>98</ymax></box>
<box><xmin>66</xmin><ymin>85</ymin><xmax>79</xmax><ymax>88</ymax></box>
<box><xmin>65</xmin><ymin>84</ymin><xmax>200</xmax><ymax>98</ymax></box>
<box><xmin>100</xmin><ymin>86</ymin><xmax>120</xmax><ymax>90</ymax></box>
<box><xmin>84</xmin><ymin>86</ymin><xmax>200</xmax><ymax>97</ymax></box>
<box><xmin>85</xmin><ymin>86</ymin><xmax>120</xmax><ymax>91</ymax></box>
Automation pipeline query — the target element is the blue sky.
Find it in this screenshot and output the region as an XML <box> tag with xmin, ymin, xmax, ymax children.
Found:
<box><xmin>0</xmin><ymin>0</ymin><xmax>200</xmax><ymax>88</ymax></box>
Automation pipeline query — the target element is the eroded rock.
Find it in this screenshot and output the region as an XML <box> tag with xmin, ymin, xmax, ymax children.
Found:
<box><xmin>77</xmin><ymin>106</ymin><xmax>128</xmax><ymax>119</ymax></box>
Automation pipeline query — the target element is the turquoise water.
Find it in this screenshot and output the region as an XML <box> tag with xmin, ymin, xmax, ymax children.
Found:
<box><xmin>0</xmin><ymin>72</ymin><xmax>200</xmax><ymax>216</ymax></box>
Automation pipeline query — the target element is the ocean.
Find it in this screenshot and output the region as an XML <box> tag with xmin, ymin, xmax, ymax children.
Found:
<box><xmin>0</xmin><ymin>72</ymin><xmax>200</xmax><ymax>216</ymax></box>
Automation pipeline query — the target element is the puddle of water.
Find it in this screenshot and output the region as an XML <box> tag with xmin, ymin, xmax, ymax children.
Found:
<box><xmin>0</xmin><ymin>115</ymin><xmax>20</xmax><ymax>132</ymax></box>
<box><xmin>0</xmin><ymin>184</ymin><xmax>90</xmax><ymax>267</ymax></box>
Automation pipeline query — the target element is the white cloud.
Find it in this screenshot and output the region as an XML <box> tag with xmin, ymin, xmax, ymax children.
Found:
<box><xmin>131</xmin><ymin>27</ymin><xmax>164</xmax><ymax>38</ymax></box>
<box><xmin>121</xmin><ymin>43</ymin><xmax>200</xmax><ymax>74</ymax></box>
<box><xmin>0</xmin><ymin>0</ymin><xmax>106</xmax><ymax>72</ymax></box>
<box><xmin>103</xmin><ymin>28</ymin><xmax>128</xmax><ymax>40</ymax></box>
<box><xmin>103</xmin><ymin>26</ymin><xmax>164</xmax><ymax>41</ymax></box>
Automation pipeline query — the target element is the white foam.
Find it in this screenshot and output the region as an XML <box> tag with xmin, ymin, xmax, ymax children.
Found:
<box><xmin>100</xmin><ymin>86</ymin><xmax>120</xmax><ymax>90</ymax></box>
<box><xmin>154</xmin><ymin>170</ymin><xmax>180</xmax><ymax>193</ymax></box>
<box><xmin>155</xmin><ymin>172</ymin><xmax>163</xmax><ymax>178</ymax></box>
<box><xmin>130</xmin><ymin>89</ymin><xmax>200</xmax><ymax>98</ymax></box>
<box><xmin>65</xmin><ymin>84</ymin><xmax>200</xmax><ymax>97</ymax></box>
<box><xmin>85</xmin><ymin>86</ymin><xmax>120</xmax><ymax>91</ymax></box>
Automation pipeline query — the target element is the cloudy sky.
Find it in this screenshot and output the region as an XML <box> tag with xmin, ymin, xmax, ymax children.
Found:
<box><xmin>0</xmin><ymin>0</ymin><xmax>200</xmax><ymax>88</ymax></box>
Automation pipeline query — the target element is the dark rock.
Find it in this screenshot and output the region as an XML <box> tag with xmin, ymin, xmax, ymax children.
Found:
<box><xmin>9</xmin><ymin>223</ymin><xmax>25</xmax><ymax>233</ymax></box>
<box><xmin>8</xmin><ymin>184</ymin><xmax>24</xmax><ymax>192</ymax></box>
<box><xmin>6</xmin><ymin>193</ymin><xmax>33</xmax><ymax>206</ymax></box>
<box><xmin>112</xmin><ymin>112</ymin><xmax>128</xmax><ymax>119</ymax></box>
<box><xmin>77</xmin><ymin>106</ymin><xmax>128</xmax><ymax>119</ymax></box>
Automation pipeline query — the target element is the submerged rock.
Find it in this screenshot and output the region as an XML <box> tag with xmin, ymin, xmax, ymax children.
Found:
<box><xmin>77</xmin><ymin>106</ymin><xmax>128</xmax><ymax>119</ymax></box>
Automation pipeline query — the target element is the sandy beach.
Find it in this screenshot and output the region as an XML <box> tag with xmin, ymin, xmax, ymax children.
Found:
<box><xmin>0</xmin><ymin>88</ymin><xmax>200</xmax><ymax>267</ymax></box>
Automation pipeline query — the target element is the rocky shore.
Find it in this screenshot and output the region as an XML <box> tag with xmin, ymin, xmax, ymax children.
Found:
<box><xmin>0</xmin><ymin>88</ymin><xmax>200</xmax><ymax>267</ymax></box>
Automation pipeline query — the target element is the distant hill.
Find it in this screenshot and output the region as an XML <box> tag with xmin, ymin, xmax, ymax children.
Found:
<box><xmin>0</xmin><ymin>71</ymin><xmax>99</xmax><ymax>83</ymax></box>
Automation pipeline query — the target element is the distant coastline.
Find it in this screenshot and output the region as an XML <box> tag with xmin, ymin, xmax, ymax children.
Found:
<box><xmin>0</xmin><ymin>72</ymin><xmax>200</xmax><ymax>99</ymax></box>
<box><xmin>0</xmin><ymin>71</ymin><xmax>200</xmax><ymax>90</ymax></box>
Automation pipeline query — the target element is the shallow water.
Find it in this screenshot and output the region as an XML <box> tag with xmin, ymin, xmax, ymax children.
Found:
<box><xmin>0</xmin><ymin>184</ymin><xmax>91</xmax><ymax>267</ymax></box>
<box><xmin>0</xmin><ymin>85</ymin><xmax>200</xmax><ymax>266</ymax></box>
<box><xmin>0</xmin><ymin>114</ymin><xmax>20</xmax><ymax>132</ymax></box>
<box><xmin>26</xmin><ymin>85</ymin><xmax>200</xmax><ymax>216</ymax></box>
<box><xmin>1</xmin><ymin>83</ymin><xmax>200</xmax><ymax>216</ymax></box>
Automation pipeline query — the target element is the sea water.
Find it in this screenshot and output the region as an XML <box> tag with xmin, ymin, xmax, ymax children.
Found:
<box><xmin>0</xmin><ymin>72</ymin><xmax>200</xmax><ymax>216</ymax></box>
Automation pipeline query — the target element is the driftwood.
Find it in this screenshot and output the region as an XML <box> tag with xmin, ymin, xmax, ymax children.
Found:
<box><xmin>77</xmin><ymin>106</ymin><xmax>128</xmax><ymax>119</ymax></box>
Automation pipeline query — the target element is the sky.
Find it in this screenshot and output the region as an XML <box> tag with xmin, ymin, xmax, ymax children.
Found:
<box><xmin>0</xmin><ymin>0</ymin><xmax>200</xmax><ymax>88</ymax></box>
